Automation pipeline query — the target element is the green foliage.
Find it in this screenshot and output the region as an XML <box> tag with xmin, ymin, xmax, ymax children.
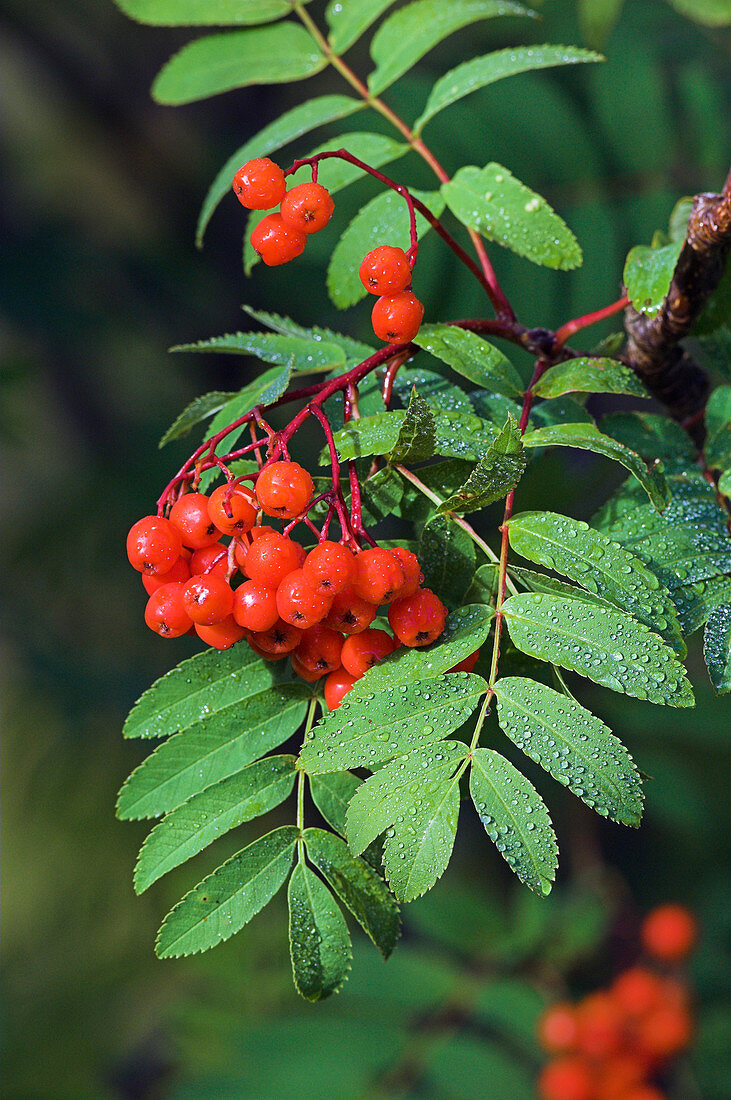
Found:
<box><xmin>415</xmin><ymin>325</ymin><xmax>523</xmax><ymax>395</ymax></box>
<box><xmin>288</xmin><ymin>858</ymin><xmax>352</xmax><ymax>1000</ymax></box>
<box><xmin>419</xmin><ymin>515</ymin><xmax>477</xmax><ymax>607</ymax></box>
<box><xmin>438</xmin><ymin>417</ymin><xmax>526</xmax><ymax>513</ymax></box>
<box><xmin>389</xmin><ymin>387</ymin><xmax>437</xmax><ymax>464</ymax></box>
<box><xmin>623</xmin><ymin>239</ymin><xmax>683</xmax><ymax>316</ymax></box>
<box><xmin>704</xmin><ymin>604</ymin><xmax>731</xmax><ymax>695</ymax></box>
<box><xmin>533</xmin><ymin>357</ymin><xmax>648</xmax><ymax>399</ymax></box>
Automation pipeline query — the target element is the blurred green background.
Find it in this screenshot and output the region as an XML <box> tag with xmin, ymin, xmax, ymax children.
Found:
<box><xmin>2</xmin><ymin>1</ymin><xmax>730</xmax><ymax>1097</ymax></box>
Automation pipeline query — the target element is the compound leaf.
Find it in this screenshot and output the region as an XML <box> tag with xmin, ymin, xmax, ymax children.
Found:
<box><xmin>115</xmin><ymin>1</ymin><xmax>294</xmax><ymax>24</ymax></box>
<box><xmin>419</xmin><ymin>515</ymin><xmax>477</xmax><ymax>608</ymax></box>
<box><xmin>534</xmin><ymin>358</ymin><xmax>648</xmax><ymax>400</ymax></box>
<box><xmin>623</xmin><ymin>239</ymin><xmax>683</xmax><ymax>316</ymax></box>
<box><xmin>243</xmin><ymin>306</ymin><xmax>375</xmax><ymax>363</ymax></box>
<box><xmin>493</xmin><ymin>678</ymin><xmax>644</xmax><ymax>825</ymax></box>
<box><xmin>172</xmin><ymin>332</ymin><xmax>345</xmax><ymax>373</ymax></box>
<box><xmin>288</xmin><ymin>859</ymin><xmax>352</xmax><ymax>1001</ymax></box>
<box><xmin>159</xmin><ymin>390</ymin><xmax>237</xmax><ymax>447</ymax></box>
<box><xmin>438</xmin><ymin>416</ymin><xmax>525</xmax><ymax>513</ymax></box>
<box><xmin>704</xmin><ymin>603</ymin><xmax>731</xmax><ymax>694</ymax></box>
<box><xmin>705</xmin><ymin>386</ymin><xmax>731</xmax><ymax>471</ymax></box>
<box><xmin>156</xmin><ymin>826</ymin><xmax>298</xmax><ymax>957</ymax></box>
<box><xmin>326</xmin><ymin>0</ymin><xmax>399</xmax><ymax>53</ymax></box>
<box><xmin>389</xmin><ymin>387</ymin><xmax>436</xmax><ymax>464</ymax></box>
<box><xmin>331</xmin><ymin>408</ymin><xmax>499</xmax><ymax>462</ymax></box>
<box><xmin>415</xmin><ymin>324</ymin><xmax>522</xmax><ymax>396</ymax></box>
<box><xmin>469</xmin><ymin>748</ymin><xmax>558</xmax><ymax>893</ymax></box>
<box><xmin>310</xmin><ymin>772</ymin><xmax>362</xmax><ymax>836</ymax></box>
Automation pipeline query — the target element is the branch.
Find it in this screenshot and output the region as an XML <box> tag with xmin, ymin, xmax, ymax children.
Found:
<box><xmin>624</xmin><ymin>172</ymin><xmax>731</xmax><ymax>445</ymax></box>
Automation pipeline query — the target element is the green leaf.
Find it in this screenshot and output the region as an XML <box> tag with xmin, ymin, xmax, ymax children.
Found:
<box><xmin>438</xmin><ymin>416</ymin><xmax>525</xmax><ymax>513</ymax></box>
<box><xmin>719</xmin><ymin>469</ymin><xmax>731</xmax><ymax>497</ymax></box>
<box><xmin>443</xmin><ymin>163</ymin><xmax>582</xmax><ymax>270</ymax></box>
<box><xmin>667</xmin><ymin>0</ymin><xmax>731</xmax><ymax>28</ymax></box>
<box><xmin>117</xmin><ymin>683</ymin><xmax>309</xmax><ymax>819</ymax></box>
<box><xmin>415</xmin><ymin>44</ymin><xmax>602</xmax><ymax>132</ymax></box>
<box><xmin>172</xmin><ymin>332</ymin><xmax>345</xmax><ymax>373</ymax></box>
<box><xmin>243</xmin><ymin>306</ymin><xmax>375</xmax><ymax>364</ymax></box>
<box><xmin>415</xmin><ymin>324</ymin><xmax>523</xmax><ymax>396</ymax></box>
<box><xmin>197</xmin><ymin>95</ymin><xmax>363</xmax><ymax>246</ymax></box>
<box><xmin>704</xmin><ymin>604</ymin><xmax>731</xmax><ymax>694</ymax></box>
<box><xmin>675</xmin><ymin>574</ymin><xmax>731</xmax><ymax>635</ymax></box>
<box><xmin>310</xmin><ymin>772</ymin><xmax>362</xmax><ymax>835</ymax></box>
<box><xmin>300</xmin><ymin>673</ymin><xmax>485</xmax><ymax>774</ymax></box>
<box><xmin>134</xmin><ymin>755</ymin><xmax>296</xmax><ymax>892</ymax></box>
<box><xmin>389</xmin><ymin>387</ymin><xmax>436</xmax><ymax>464</ymax></box>
<box><xmin>326</xmin><ymin>0</ymin><xmax>398</xmax><ymax>53</ymax></box>
<box><xmin>705</xmin><ymin>386</ymin><xmax>731</xmax><ymax>471</ymax></box>
<box><xmin>419</xmin><ymin>515</ymin><xmax>477</xmax><ymax>608</ymax></box>
<box><xmin>152</xmin><ymin>24</ymin><xmax>327</xmax><ymax>105</ymax></box>
<box><xmin>578</xmin><ymin>0</ymin><xmax>626</xmax><ymax>47</ymax></box>
<box><xmin>469</xmin><ymin>748</ymin><xmax>558</xmax><ymax>894</ymax></box>
<box><xmin>623</xmin><ymin>239</ymin><xmax>683</xmax><ymax>316</ymax></box>
<box><xmin>599</xmin><ymin>411</ymin><xmax>696</xmax><ymax>468</ymax></box>
<box><xmin>327</xmin><ymin>188</ymin><xmax>444</xmax><ymax>309</ymax></box>
<box><xmin>156</xmin><ymin>826</ymin><xmax>298</xmax><ymax>957</ymax></box>
<box><xmin>304</xmin><ymin>828</ymin><xmax>400</xmax><ymax>957</ymax></box>
<box><xmin>493</xmin><ymin>678</ymin><xmax>644</xmax><ymax>825</ymax></box>
<box><xmin>288</xmin><ymin>859</ymin><xmax>352</xmax><ymax>1001</ymax></box>
<box><xmin>502</xmin><ymin>593</ymin><xmax>693</xmax><ymax>706</ymax></box>
<box><xmin>331</xmin><ymin>408</ymin><xmax>499</xmax><ymax>462</ymax></box>
<box><xmin>507</xmin><ymin>511</ymin><xmax>685</xmax><ymax>654</ymax></box>
<box><xmin>522</xmin><ymin>423</ymin><xmax>669</xmax><ymax>510</ymax></box>
<box><xmin>469</xmin><ymin>561</ymin><xmax>616</xmax><ymax>611</ymax></box>
<box><xmin>159</xmin><ymin>390</ymin><xmax>237</xmax><ymax>448</ymax></box>
<box><xmin>392</xmin><ymin>368</ymin><xmax>475</xmax><ymax>417</ymax></box>
<box><xmin>362</xmin><ymin>467</ymin><xmax>405</xmax><ymax>521</ymax></box>
<box><xmin>349</xmin><ymin>604</ymin><xmax>494</xmax><ymax>698</ymax></box>
<box><xmin>534</xmin><ymin>358</ymin><xmax>648</xmax><ymax>399</ymax></box>
<box><xmin>368</xmin><ymin>0</ymin><xmax>536</xmax><ymax>95</ymax></box>
<box><xmin>115</xmin><ymin>1</ymin><xmax>294</xmax><ymax>25</ymax></box>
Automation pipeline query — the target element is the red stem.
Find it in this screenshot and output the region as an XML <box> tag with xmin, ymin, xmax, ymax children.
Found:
<box><xmin>554</xmin><ymin>295</ymin><xmax>629</xmax><ymax>351</ymax></box>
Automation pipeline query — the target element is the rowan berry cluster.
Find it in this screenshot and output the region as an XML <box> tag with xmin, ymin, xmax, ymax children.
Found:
<box><xmin>233</xmin><ymin>157</ymin><xmax>425</xmax><ymax>345</ymax></box>
<box><xmin>126</xmin><ymin>459</ymin><xmax>449</xmax><ymax>706</ymax></box>
<box><xmin>536</xmin><ymin>904</ymin><xmax>697</xmax><ymax>1100</ymax></box>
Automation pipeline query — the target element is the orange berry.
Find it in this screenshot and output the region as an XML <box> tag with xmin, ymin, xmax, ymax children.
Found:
<box><xmin>641</xmin><ymin>905</ymin><xmax>697</xmax><ymax>963</ymax></box>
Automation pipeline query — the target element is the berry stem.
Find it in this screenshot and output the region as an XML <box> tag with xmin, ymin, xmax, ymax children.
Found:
<box><xmin>553</xmin><ymin>295</ymin><xmax>630</xmax><ymax>351</ymax></box>
<box><xmin>296</xmin><ymin>696</ymin><xmax>319</xmax><ymax>833</ymax></box>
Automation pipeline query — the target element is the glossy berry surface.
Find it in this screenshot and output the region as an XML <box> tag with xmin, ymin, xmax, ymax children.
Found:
<box><xmin>194</xmin><ymin>616</ymin><xmax>245</xmax><ymax>650</ymax></box>
<box><xmin>389</xmin><ymin>588</ymin><xmax>447</xmax><ymax>646</ymax></box>
<box><xmin>256</xmin><ymin>461</ymin><xmax>313</xmax><ymax>519</ymax></box>
<box><xmin>290</xmin><ymin>654</ymin><xmax>326</xmax><ymax>682</ymax></box>
<box><xmin>232</xmin><ymin>579</ymin><xmax>279</xmax><ymax>632</ymax></box>
<box><xmin>341</xmin><ymin>629</ymin><xmax>396</xmax><ymax>678</ymax></box>
<box><xmin>144</xmin><ymin>582</ymin><xmax>191</xmax><ymax>638</ymax></box>
<box><xmin>324</xmin><ymin>589</ymin><xmax>378</xmax><ymax>634</ymax></box>
<box><xmin>127</xmin><ymin>516</ymin><xmax>183</xmax><ymax>576</ymax></box>
<box><xmin>280</xmin><ymin>182</ymin><xmax>334</xmax><ymax>233</ymax></box>
<box><xmin>248</xmin><ymin>618</ymin><xmax>302</xmax><ymax>656</ymax></box>
<box><xmin>353</xmin><ymin>547</ymin><xmax>405</xmax><ymax>605</ymax></box>
<box><xmin>208</xmin><ymin>484</ymin><xmax>257</xmax><ymax>537</ymax></box>
<box><xmin>359</xmin><ymin>246</ymin><xmax>412</xmax><ymax>296</ymax></box>
<box><xmin>243</xmin><ymin>532</ymin><xmax>304</xmax><ymax>587</ymax></box>
<box><xmin>641</xmin><ymin>905</ymin><xmax>697</xmax><ymax>963</ymax></box>
<box><xmin>182</xmin><ymin>574</ymin><xmax>235</xmax><ymax>626</ymax></box>
<box><xmin>189</xmin><ymin>544</ymin><xmax>229</xmax><ymax>579</ymax></box>
<box><xmin>371</xmin><ymin>290</ymin><xmax>424</xmax><ymax>343</ymax></box>
<box><xmin>324</xmin><ymin>668</ymin><xmax>357</xmax><ymax>710</ymax></box>
<box><xmin>303</xmin><ymin>541</ymin><xmax>357</xmax><ymax>595</ymax></box>
<box><xmin>142</xmin><ymin>555</ymin><xmax>191</xmax><ymax>596</ymax></box>
<box><xmin>295</xmin><ymin>624</ymin><xmax>344</xmax><ymax>674</ymax></box>
<box><xmin>232</xmin><ymin>157</ymin><xmax>286</xmax><ymax>209</ymax></box>
<box><xmin>250</xmin><ymin>213</ymin><xmax>307</xmax><ymax>266</ymax></box>
<box><xmin>169</xmin><ymin>492</ymin><xmax>221</xmax><ymax>549</ymax></box>
<box><xmin>276</xmin><ymin>569</ymin><xmax>332</xmax><ymax>629</ymax></box>
<box><xmin>389</xmin><ymin>546</ymin><xmax>422</xmax><ymax>598</ymax></box>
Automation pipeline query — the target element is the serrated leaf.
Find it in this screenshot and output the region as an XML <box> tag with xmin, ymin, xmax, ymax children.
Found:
<box><xmin>419</xmin><ymin>515</ymin><xmax>477</xmax><ymax>608</ymax></box>
<box><xmin>362</xmin><ymin>467</ymin><xmax>404</xmax><ymax>522</ymax></box>
<box><xmin>368</xmin><ymin>0</ymin><xmax>535</xmax><ymax>95</ymax></box>
<box><xmin>328</xmin><ymin>188</ymin><xmax>444</xmax><ymax>309</ymax></box>
<box><xmin>117</xmin><ymin>684</ymin><xmax>309</xmax><ymax>819</ymax></box>
<box><xmin>304</xmin><ymin>828</ymin><xmax>400</xmax><ymax>958</ymax></box>
<box><xmin>415</xmin><ymin>44</ymin><xmax>602</xmax><ymax>132</ymax></box>
<box><xmin>243</xmin><ymin>306</ymin><xmax>375</xmax><ymax>363</ymax></box>
<box><xmin>530</xmin><ymin>395</ymin><xmax>594</xmax><ymax>428</ymax></box>
<box><xmin>310</xmin><ymin>772</ymin><xmax>362</xmax><ymax>835</ymax></box>
<box><xmin>325</xmin><ymin>0</ymin><xmax>398</xmax><ymax>52</ymax></box>
<box><xmin>522</xmin><ymin>423</ymin><xmax>669</xmax><ymax>510</ymax></box>
<box><xmin>502</xmin><ymin>593</ymin><xmax>693</xmax><ymax>706</ymax></box>
<box><xmin>331</xmin><ymin>408</ymin><xmax>499</xmax><ymax>462</ymax></box>
<box><xmin>172</xmin><ymin>332</ymin><xmax>345</xmax><ymax>373</ymax></box>
<box><xmin>494</xmin><ymin>678</ymin><xmax>644</xmax><ymax>825</ymax></box>
<box><xmin>300</xmin><ymin>673</ymin><xmax>485</xmax><ymax>774</ymax></box>
<box><xmin>159</xmin><ymin>390</ymin><xmax>237</xmax><ymax>448</ymax></box>
<box><xmin>534</xmin><ymin>358</ymin><xmax>648</xmax><ymax>399</ymax></box>
<box><xmin>469</xmin><ymin>561</ymin><xmax>615</xmax><ymax>611</ymax></box>
<box><xmin>152</xmin><ymin>24</ymin><xmax>327</xmax><ymax>105</ymax></box>
<box><xmin>443</xmin><ymin>163</ymin><xmax>582</xmax><ymax>270</ymax></box>
<box><xmin>115</xmin><ymin>1</ymin><xmax>294</xmax><ymax>25</ymax></box>
<box><xmin>134</xmin><ymin>755</ymin><xmax>296</xmax><ymax>892</ymax></box>
<box><xmin>415</xmin><ymin>325</ymin><xmax>522</xmax><ymax>396</ymax></box>
<box><xmin>720</xmin><ymin>469</ymin><xmax>731</xmax><ymax>497</ymax></box>
<box><xmin>675</xmin><ymin>574</ymin><xmax>731</xmax><ymax>635</ymax></box>
<box><xmin>704</xmin><ymin>603</ymin><xmax>731</xmax><ymax>694</ymax></box>
<box><xmin>349</xmin><ymin>604</ymin><xmax>494</xmax><ymax>698</ymax></box>
<box><xmin>469</xmin><ymin>748</ymin><xmax>558</xmax><ymax>893</ymax></box>
<box><xmin>438</xmin><ymin>416</ymin><xmax>525</xmax><ymax>513</ymax></box>
<box><xmin>507</xmin><ymin>511</ymin><xmax>685</xmax><ymax>654</ymax></box>
<box><xmin>705</xmin><ymin>386</ymin><xmax>731</xmax><ymax>471</ymax></box>
<box><xmin>389</xmin><ymin>387</ymin><xmax>436</xmax><ymax>464</ymax></box>
<box><xmin>197</xmin><ymin>95</ymin><xmax>363</xmax><ymax>246</ymax></box>
<box><xmin>393</xmin><ymin>368</ymin><xmax>475</xmax><ymax>416</ymax></box>
<box><xmin>288</xmin><ymin>860</ymin><xmax>352</xmax><ymax>1001</ymax></box>
<box><xmin>623</xmin><ymin>239</ymin><xmax>683</xmax><ymax>316</ymax></box>
<box><xmin>156</xmin><ymin>826</ymin><xmax>298</xmax><ymax>957</ymax></box>
<box><xmin>600</xmin><ymin>411</ymin><xmax>696</xmax><ymax>468</ymax></box>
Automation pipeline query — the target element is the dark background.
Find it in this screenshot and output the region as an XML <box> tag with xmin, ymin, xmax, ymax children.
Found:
<box><xmin>2</xmin><ymin>1</ymin><xmax>730</xmax><ymax>1097</ymax></box>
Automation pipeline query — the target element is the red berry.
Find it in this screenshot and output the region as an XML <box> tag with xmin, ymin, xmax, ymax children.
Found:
<box><xmin>389</xmin><ymin>546</ymin><xmax>422</xmax><ymax>598</ymax></box>
<box><xmin>353</xmin><ymin>547</ymin><xmax>405</xmax><ymax>605</ymax></box>
<box><xmin>127</xmin><ymin>515</ymin><xmax>183</xmax><ymax>576</ymax></box>
<box><xmin>195</xmin><ymin>615</ymin><xmax>246</xmax><ymax>651</ymax></box>
<box><xmin>537</xmin><ymin>1057</ymin><xmax>595</xmax><ymax>1100</ymax></box>
<box><xmin>324</xmin><ymin>667</ymin><xmax>357</xmax><ymax>710</ymax></box>
<box><xmin>232</xmin><ymin>157</ymin><xmax>286</xmax><ymax>210</ymax></box>
<box><xmin>256</xmin><ymin>461</ymin><xmax>313</xmax><ymax>519</ymax></box>
<box><xmin>641</xmin><ymin>905</ymin><xmax>697</xmax><ymax>963</ymax></box>
<box><xmin>575</xmin><ymin>993</ymin><xmax>624</xmax><ymax>1061</ymax></box>
<box><xmin>243</xmin><ymin>532</ymin><xmax>304</xmax><ymax>587</ymax></box>
<box><xmin>613</xmin><ymin>1088</ymin><xmax>665</xmax><ymax>1100</ymax></box>
<box><xmin>169</xmin><ymin>493</ymin><xmax>221</xmax><ymax>549</ymax></box>
<box><xmin>208</xmin><ymin>484</ymin><xmax>257</xmax><ymax>537</ymax></box>
<box><xmin>537</xmin><ymin>1003</ymin><xmax>579</xmax><ymax>1055</ymax></box>
<box><xmin>290</xmin><ymin>653</ymin><xmax>326</xmax><ymax>682</ymax></box>
<box><xmin>249</xmin><ymin>618</ymin><xmax>302</xmax><ymax>656</ymax></box>
<box><xmin>183</xmin><ymin>574</ymin><xmax>235</xmax><ymax>626</ymax></box>
<box><xmin>635</xmin><ymin>1003</ymin><xmax>692</xmax><ymax>1059</ymax></box>
<box><xmin>388</xmin><ymin>588</ymin><xmax>447</xmax><ymax>647</ymax></box>
<box><xmin>323</xmin><ymin>589</ymin><xmax>378</xmax><ymax>634</ymax></box>
<box><xmin>359</xmin><ymin>245</ymin><xmax>412</xmax><ymax>296</ymax></box>
<box><xmin>276</xmin><ymin>569</ymin><xmax>332</xmax><ymax>629</ymax></box>
<box><xmin>250</xmin><ymin>213</ymin><xmax>307</xmax><ymax>266</ymax></box>
<box><xmin>144</xmin><ymin>582</ymin><xmax>192</xmax><ymax>638</ymax></box>
<box><xmin>612</xmin><ymin>968</ymin><xmax>664</xmax><ymax>1019</ymax></box>
<box><xmin>449</xmin><ymin>650</ymin><xmax>480</xmax><ymax>674</ymax></box>
<box><xmin>280</xmin><ymin>182</ymin><xmax>334</xmax><ymax>234</ymax></box>
<box><xmin>232</xmin><ymin>579</ymin><xmax>279</xmax><ymax>632</ymax></box>
<box><xmin>341</xmin><ymin>629</ymin><xmax>396</xmax><ymax>678</ymax></box>
<box><xmin>142</xmin><ymin>555</ymin><xmax>191</xmax><ymax>595</ymax></box>
<box><xmin>595</xmin><ymin>1054</ymin><xmax>651</xmax><ymax>1100</ymax></box>
<box><xmin>371</xmin><ymin>291</ymin><xmax>424</xmax><ymax>343</ymax></box>
<box><xmin>295</xmin><ymin>624</ymin><xmax>344</xmax><ymax>675</ymax></box>
<box><xmin>189</xmin><ymin>544</ymin><xmax>229</xmax><ymax>579</ymax></box>
<box><xmin>303</xmin><ymin>541</ymin><xmax>357</xmax><ymax>596</ymax></box>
